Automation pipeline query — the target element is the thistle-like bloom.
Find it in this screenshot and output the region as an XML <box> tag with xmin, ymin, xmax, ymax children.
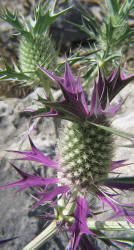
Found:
<box><xmin>0</xmin><ymin>1</ymin><xmax>70</xmax><ymax>94</ymax></box>
<box><xmin>1</xmin><ymin>62</ymin><xmax>134</xmax><ymax>249</ymax></box>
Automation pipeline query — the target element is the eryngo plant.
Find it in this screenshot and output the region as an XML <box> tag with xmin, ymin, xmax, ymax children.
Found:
<box><xmin>68</xmin><ymin>0</ymin><xmax>134</xmax><ymax>86</ymax></box>
<box><xmin>0</xmin><ymin>0</ymin><xmax>70</xmax><ymax>96</ymax></box>
<box><xmin>1</xmin><ymin>62</ymin><xmax>134</xmax><ymax>249</ymax></box>
<box><xmin>1</xmin><ymin>1</ymin><xmax>134</xmax><ymax>249</ymax></box>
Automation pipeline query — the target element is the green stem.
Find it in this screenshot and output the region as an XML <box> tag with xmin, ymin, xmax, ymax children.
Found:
<box><xmin>23</xmin><ymin>221</ymin><xmax>57</xmax><ymax>250</ymax></box>
<box><xmin>23</xmin><ymin>217</ymin><xmax>133</xmax><ymax>250</ymax></box>
<box><xmin>87</xmin><ymin>219</ymin><xmax>134</xmax><ymax>231</ymax></box>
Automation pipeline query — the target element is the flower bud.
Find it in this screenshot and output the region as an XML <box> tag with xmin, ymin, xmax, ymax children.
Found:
<box><xmin>19</xmin><ymin>33</ymin><xmax>57</xmax><ymax>85</ymax></box>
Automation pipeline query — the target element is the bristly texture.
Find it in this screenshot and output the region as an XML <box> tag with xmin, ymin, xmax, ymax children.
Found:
<box><xmin>0</xmin><ymin>1</ymin><xmax>70</xmax><ymax>93</ymax></box>
<box><xmin>1</xmin><ymin>62</ymin><xmax>134</xmax><ymax>249</ymax></box>
<box><xmin>19</xmin><ymin>32</ymin><xmax>57</xmax><ymax>86</ymax></box>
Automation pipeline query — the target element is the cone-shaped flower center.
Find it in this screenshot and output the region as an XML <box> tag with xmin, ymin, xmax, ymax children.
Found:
<box><xmin>58</xmin><ymin>117</ymin><xmax>113</xmax><ymax>194</ymax></box>
<box><xmin>19</xmin><ymin>34</ymin><xmax>57</xmax><ymax>83</ymax></box>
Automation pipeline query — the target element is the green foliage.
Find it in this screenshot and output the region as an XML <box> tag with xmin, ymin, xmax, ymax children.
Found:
<box><xmin>68</xmin><ymin>0</ymin><xmax>134</xmax><ymax>85</ymax></box>
<box><xmin>0</xmin><ymin>9</ymin><xmax>31</xmax><ymax>39</ymax></box>
<box><xmin>0</xmin><ymin>0</ymin><xmax>70</xmax><ymax>96</ymax></box>
<box><xmin>0</xmin><ymin>61</ymin><xmax>30</xmax><ymax>81</ymax></box>
<box><xmin>0</xmin><ymin>0</ymin><xmax>71</xmax><ymax>38</ymax></box>
<box><xmin>33</xmin><ymin>0</ymin><xmax>71</xmax><ymax>36</ymax></box>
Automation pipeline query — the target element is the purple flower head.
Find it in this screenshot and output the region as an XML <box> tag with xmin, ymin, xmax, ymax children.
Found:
<box><xmin>37</xmin><ymin>62</ymin><xmax>89</xmax><ymax>121</ymax></box>
<box><xmin>8</xmin><ymin>136</ymin><xmax>57</xmax><ymax>169</ymax></box>
<box><xmin>1</xmin><ymin>135</ymin><xmax>134</xmax><ymax>249</ymax></box>
<box><xmin>0</xmin><ymin>162</ymin><xmax>58</xmax><ymax>192</ymax></box>
<box><xmin>68</xmin><ymin>196</ymin><xmax>94</xmax><ymax>250</ymax></box>
<box><xmin>1</xmin><ymin>63</ymin><xmax>134</xmax><ymax>249</ymax></box>
<box><xmin>34</xmin><ymin>61</ymin><xmax>134</xmax><ymax>121</ymax></box>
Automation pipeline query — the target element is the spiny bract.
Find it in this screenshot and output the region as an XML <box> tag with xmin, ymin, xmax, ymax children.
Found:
<box><xmin>58</xmin><ymin>119</ymin><xmax>113</xmax><ymax>193</ymax></box>
<box><xmin>19</xmin><ymin>33</ymin><xmax>57</xmax><ymax>84</ymax></box>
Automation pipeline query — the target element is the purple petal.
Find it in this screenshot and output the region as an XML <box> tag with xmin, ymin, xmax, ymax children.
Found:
<box><xmin>38</xmin><ymin>64</ymin><xmax>133</xmax><ymax>120</ymax></box>
<box><xmin>68</xmin><ymin>196</ymin><xmax>94</xmax><ymax>250</ymax></box>
<box><xmin>36</xmin><ymin>109</ymin><xmax>59</xmax><ymax>118</ymax></box>
<box><xmin>104</xmin><ymin>181</ymin><xmax>134</xmax><ymax>190</ymax></box>
<box><xmin>90</xmin><ymin>78</ymin><xmax>122</xmax><ymax>116</ymax></box>
<box><xmin>97</xmin><ymin>191</ymin><xmax>134</xmax><ymax>223</ymax></box>
<box><xmin>8</xmin><ymin>137</ymin><xmax>57</xmax><ymax>169</ymax></box>
<box><xmin>79</xmin><ymin>234</ymin><xmax>97</xmax><ymax>250</ymax></box>
<box><xmin>90</xmin><ymin>81</ymin><xmax>102</xmax><ymax>116</ymax></box>
<box><xmin>32</xmin><ymin>185</ymin><xmax>69</xmax><ymax>209</ymax></box>
<box><xmin>37</xmin><ymin>64</ymin><xmax>59</xmax><ymax>86</ymax></box>
<box><xmin>106</xmin><ymin>67</ymin><xmax>134</xmax><ymax>102</ymax></box>
<box><xmin>94</xmin><ymin>67</ymin><xmax>134</xmax><ymax>113</ymax></box>
<box><xmin>106</xmin><ymin>67</ymin><xmax>117</xmax><ymax>82</ymax></box>
<box><xmin>102</xmin><ymin>98</ymin><xmax>122</xmax><ymax>114</ymax></box>
<box><xmin>64</xmin><ymin>61</ymin><xmax>78</xmax><ymax>94</ymax></box>
<box><xmin>38</xmin><ymin>61</ymin><xmax>89</xmax><ymax>121</ymax></box>
<box><xmin>97</xmin><ymin>191</ymin><xmax>118</xmax><ymax>212</ymax></box>
<box><xmin>109</xmin><ymin>160</ymin><xmax>128</xmax><ymax>171</ymax></box>
<box><xmin>108</xmin><ymin>207</ymin><xmax>134</xmax><ymax>224</ymax></box>
<box><xmin>0</xmin><ymin>163</ymin><xmax>58</xmax><ymax>192</ymax></box>
<box><xmin>97</xmin><ymin>68</ymin><xmax>104</xmax><ymax>99</ymax></box>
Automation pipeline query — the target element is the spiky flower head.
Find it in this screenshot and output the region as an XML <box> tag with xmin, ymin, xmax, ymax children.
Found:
<box><xmin>58</xmin><ymin>119</ymin><xmax>113</xmax><ymax>195</ymax></box>
<box><xmin>0</xmin><ymin>1</ymin><xmax>70</xmax><ymax>94</ymax></box>
<box><xmin>19</xmin><ymin>32</ymin><xmax>57</xmax><ymax>86</ymax></box>
<box><xmin>1</xmin><ymin>62</ymin><xmax>134</xmax><ymax>249</ymax></box>
<box><xmin>33</xmin><ymin>61</ymin><xmax>134</xmax><ymax>194</ymax></box>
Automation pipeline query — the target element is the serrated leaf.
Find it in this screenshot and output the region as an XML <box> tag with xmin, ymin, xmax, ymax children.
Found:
<box><xmin>33</xmin><ymin>2</ymin><xmax>72</xmax><ymax>35</ymax></box>
<box><xmin>67</xmin><ymin>20</ymin><xmax>95</xmax><ymax>38</ymax></box>
<box><xmin>66</xmin><ymin>49</ymin><xmax>100</xmax><ymax>67</ymax></box>
<box><xmin>103</xmin><ymin>49</ymin><xmax>122</xmax><ymax>63</ymax></box>
<box><xmin>78</xmin><ymin>6</ymin><xmax>100</xmax><ymax>34</ymax></box>
<box><xmin>0</xmin><ymin>62</ymin><xmax>30</xmax><ymax>81</ymax></box>
<box><xmin>32</xmin><ymin>99</ymin><xmax>79</xmax><ymax>122</ymax></box>
<box><xmin>0</xmin><ymin>9</ymin><xmax>31</xmax><ymax>39</ymax></box>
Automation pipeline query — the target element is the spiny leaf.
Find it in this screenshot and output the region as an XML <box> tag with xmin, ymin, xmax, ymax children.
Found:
<box><xmin>119</xmin><ymin>0</ymin><xmax>134</xmax><ymax>19</ymax></box>
<box><xmin>89</xmin><ymin>121</ymin><xmax>134</xmax><ymax>142</ymax></box>
<box><xmin>77</xmin><ymin>4</ymin><xmax>101</xmax><ymax>34</ymax></box>
<box><xmin>101</xmin><ymin>176</ymin><xmax>134</xmax><ymax>185</ymax></box>
<box><xmin>0</xmin><ymin>61</ymin><xmax>30</xmax><ymax>81</ymax></box>
<box><xmin>0</xmin><ymin>9</ymin><xmax>31</xmax><ymax>39</ymax></box>
<box><xmin>67</xmin><ymin>20</ymin><xmax>95</xmax><ymax>38</ymax></box>
<box><xmin>33</xmin><ymin>2</ymin><xmax>72</xmax><ymax>35</ymax></box>
<box><xmin>105</xmin><ymin>0</ymin><xmax>120</xmax><ymax>15</ymax></box>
